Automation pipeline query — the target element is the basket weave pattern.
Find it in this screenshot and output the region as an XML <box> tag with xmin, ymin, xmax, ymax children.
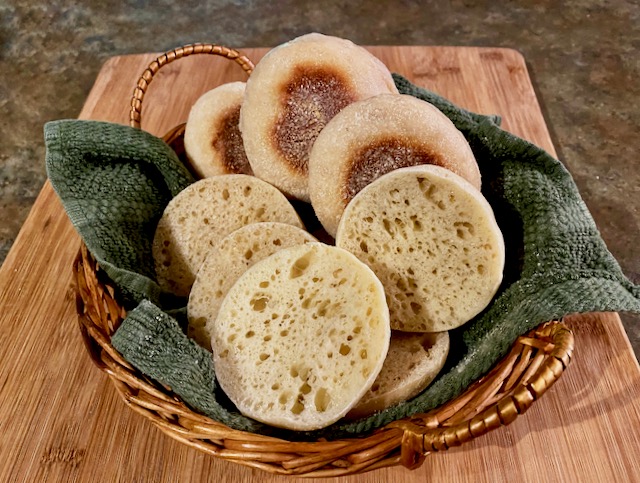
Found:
<box><xmin>72</xmin><ymin>44</ymin><xmax>575</xmax><ymax>477</ymax></box>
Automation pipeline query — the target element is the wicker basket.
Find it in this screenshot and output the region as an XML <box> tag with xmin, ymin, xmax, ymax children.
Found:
<box><xmin>73</xmin><ymin>44</ymin><xmax>575</xmax><ymax>477</ymax></box>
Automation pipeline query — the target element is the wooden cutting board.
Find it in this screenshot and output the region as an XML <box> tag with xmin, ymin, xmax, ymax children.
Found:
<box><xmin>1</xmin><ymin>46</ymin><xmax>639</xmax><ymax>482</ymax></box>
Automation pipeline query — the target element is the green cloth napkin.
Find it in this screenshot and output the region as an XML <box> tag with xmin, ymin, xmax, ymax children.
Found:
<box><xmin>46</xmin><ymin>120</ymin><xmax>194</xmax><ymax>308</ymax></box>
<box><xmin>45</xmin><ymin>76</ymin><xmax>640</xmax><ymax>441</ymax></box>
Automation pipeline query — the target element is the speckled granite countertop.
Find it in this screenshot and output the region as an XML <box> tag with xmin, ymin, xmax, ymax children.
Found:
<box><xmin>1</xmin><ymin>1</ymin><xmax>638</xmax><ymax>354</ymax></box>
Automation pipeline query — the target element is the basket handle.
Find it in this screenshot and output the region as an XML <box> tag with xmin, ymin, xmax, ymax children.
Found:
<box><xmin>389</xmin><ymin>321</ymin><xmax>574</xmax><ymax>469</ymax></box>
<box><xmin>129</xmin><ymin>43</ymin><xmax>255</xmax><ymax>129</ymax></box>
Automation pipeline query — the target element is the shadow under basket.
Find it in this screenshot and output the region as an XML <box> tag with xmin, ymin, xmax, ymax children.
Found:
<box><xmin>72</xmin><ymin>44</ymin><xmax>574</xmax><ymax>477</ymax></box>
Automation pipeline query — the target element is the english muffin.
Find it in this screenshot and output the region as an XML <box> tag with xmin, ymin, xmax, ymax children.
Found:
<box><xmin>336</xmin><ymin>165</ymin><xmax>504</xmax><ymax>332</ymax></box>
<box><xmin>183</xmin><ymin>81</ymin><xmax>252</xmax><ymax>178</ymax></box>
<box><xmin>347</xmin><ymin>331</ymin><xmax>449</xmax><ymax>419</ymax></box>
<box><xmin>187</xmin><ymin>222</ymin><xmax>317</xmax><ymax>349</ymax></box>
<box><xmin>240</xmin><ymin>33</ymin><xmax>398</xmax><ymax>202</ymax></box>
<box><xmin>309</xmin><ymin>93</ymin><xmax>481</xmax><ymax>237</ymax></box>
<box><xmin>152</xmin><ymin>175</ymin><xmax>303</xmax><ymax>297</ymax></box>
<box><xmin>211</xmin><ymin>243</ymin><xmax>390</xmax><ymax>430</ymax></box>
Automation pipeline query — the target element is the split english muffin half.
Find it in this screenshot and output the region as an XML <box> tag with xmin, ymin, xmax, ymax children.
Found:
<box><xmin>346</xmin><ymin>330</ymin><xmax>450</xmax><ymax>419</ymax></box>
<box><xmin>336</xmin><ymin>165</ymin><xmax>505</xmax><ymax>332</ymax></box>
<box><xmin>211</xmin><ymin>243</ymin><xmax>390</xmax><ymax>430</ymax></box>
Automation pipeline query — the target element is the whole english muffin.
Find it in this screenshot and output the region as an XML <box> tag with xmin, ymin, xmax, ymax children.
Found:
<box><xmin>183</xmin><ymin>82</ymin><xmax>252</xmax><ymax>178</ymax></box>
<box><xmin>152</xmin><ymin>175</ymin><xmax>303</xmax><ymax>297</ymax></box>
<box><xmin>336</xmin><ymin>165</ymin><xmax>505</xmax><ymax>332</ymax></box>
<box><xmin>187</xmin><ymin>222</ymin><xmax>317</xmax><ymax>349</ymax></box>
<box><xmin>346</xmin><ymin>331</ymin><xmax>449</xmax><ymax>419</ymax></box>
<box><xmin>309</xmin><ymin>93</ymin><xmax>481</xmax><ymax>237</ymax></box>
<box><xmin>211</xmin><ymin>243</ymin><xmax>391</xmax><ymax>431</ymax></box>
<box><xmin>239</xmin><ymin>32</ymin><xmax>398</xmax><ymax>202</ymax></box>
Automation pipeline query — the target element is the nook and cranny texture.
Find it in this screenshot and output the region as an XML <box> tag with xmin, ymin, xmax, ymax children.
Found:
<box><xmin>187</xmin><ymin>222</ymin><xmax>317</xmax><ymax>350</ymax></box>
<box><xmin>336</xmin><ymin>165</ymin><xmax>505</xmax><ymax>333</ymax></box>
<box><xmin>152</xmin><ymin>175</ymin><xmax>303</xmax><ymax>297</ymax></box>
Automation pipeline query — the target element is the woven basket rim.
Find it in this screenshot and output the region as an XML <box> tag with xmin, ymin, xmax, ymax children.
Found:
<box><xmin>71</xmin><ymin>43</ymin><xmax>575</xmax><ymax>476</ymax></box>
<box><xmin>74</xmin><ymin>241</ymin><xmax>573</xmax><ymax>476</ymax></box>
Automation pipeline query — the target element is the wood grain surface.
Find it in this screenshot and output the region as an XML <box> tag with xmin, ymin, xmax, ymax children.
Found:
<box><xmin>1</xmin><ymin>46</ymin><xmax>639</xmax><ymax>482</ymax></box>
